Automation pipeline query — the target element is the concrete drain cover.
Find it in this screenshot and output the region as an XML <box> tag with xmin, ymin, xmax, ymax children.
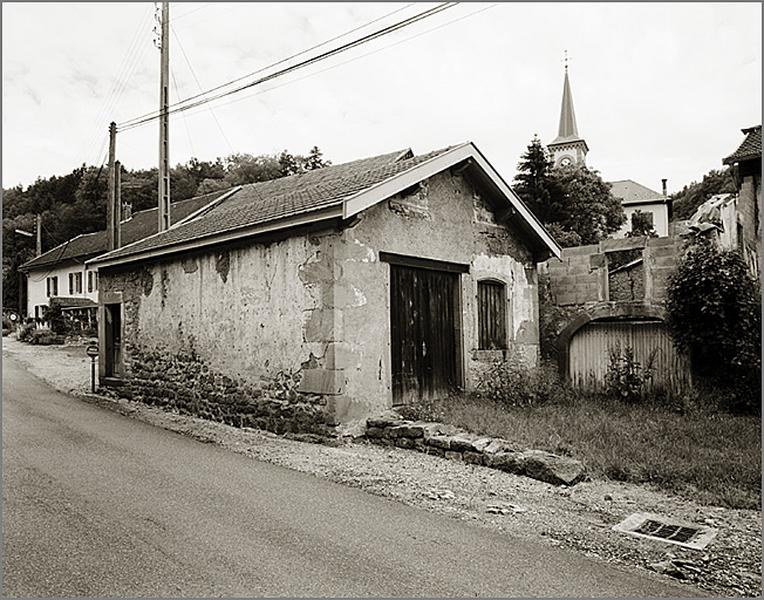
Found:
<box><xmin>613</xmin><ymin>512</ymin><xmax>718</xmax><ymax>550</ymax></box>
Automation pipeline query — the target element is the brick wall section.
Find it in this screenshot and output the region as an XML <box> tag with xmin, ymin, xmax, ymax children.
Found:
<box><xmin>538</xmin><ymin>236</ymin><xmax>681</xmax><ymax>356</ymax></box>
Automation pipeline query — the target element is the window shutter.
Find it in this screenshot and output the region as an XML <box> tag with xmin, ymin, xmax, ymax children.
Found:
<box><xmin>477</xmin><ymin>280</ymin><xmax>507</xmax><ymax>350</ymax></box>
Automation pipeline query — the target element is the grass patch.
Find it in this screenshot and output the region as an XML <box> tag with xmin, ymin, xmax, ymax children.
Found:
<box><xmin>403</xmin><ymin>394</ymin><xmax>761</xmax><ymax>510</ymax></box>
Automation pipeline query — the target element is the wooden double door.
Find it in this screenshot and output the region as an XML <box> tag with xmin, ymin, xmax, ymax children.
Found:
<box><xmin>388</xmin><ymin>258</ymin><xmax>464</xmax><ymax>405</ymax></box>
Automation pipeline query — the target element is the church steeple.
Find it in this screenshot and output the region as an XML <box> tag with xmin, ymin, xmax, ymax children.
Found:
<box><xmin>548</xmin><ymin>58</ymin><xmax>589</xmax><ymax>167</ymax></box>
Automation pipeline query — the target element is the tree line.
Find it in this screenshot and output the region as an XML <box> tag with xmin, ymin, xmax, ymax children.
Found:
<box><xmin>2</xmin><ymin>147</ymin><xmax>330</xmax><ymax>312</ymax></box>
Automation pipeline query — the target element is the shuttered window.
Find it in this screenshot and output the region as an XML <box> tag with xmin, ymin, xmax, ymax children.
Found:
<box><xmin>478</xmin><ymin>280</ymin><xmax>507</xmax><ymax>350</ymax></box>
<box><xmin>68</xmin><ymin>273</ymin><xmax>74</xmax><ymax>294</ymax></box>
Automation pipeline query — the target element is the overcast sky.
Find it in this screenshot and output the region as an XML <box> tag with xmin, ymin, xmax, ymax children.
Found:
<box><xmin>2</xmin><ymin>2</ymin><xmax>761</xmax><ymax>194</ymax></box>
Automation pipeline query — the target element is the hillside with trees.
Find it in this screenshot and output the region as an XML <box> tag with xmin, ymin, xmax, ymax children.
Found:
<box><xmin>670</xmin><ymin>167</ymin><xmax>736</xmax><ymax>220</ymax></box>
<box><xmin>2</xmin><ymin>147</ymin><xmax>330</xmax><ymax>313</ymax></box>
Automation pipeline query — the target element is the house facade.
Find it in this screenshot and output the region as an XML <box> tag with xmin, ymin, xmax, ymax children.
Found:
<box><xmin>609</xmin><ymin>179</ymin><xmax>672</xmax><ymax>238</ymax></box>
<box><xmin>88</xmin><ymin>143</ymin><xmax>560</xmax><ymax>431</ymax></box>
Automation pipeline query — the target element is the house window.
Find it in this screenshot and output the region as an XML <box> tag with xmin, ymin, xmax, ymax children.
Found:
<box><xmin>68</xmin><ymin>273</ymin><xmax>74</xmax><ymax>295</ymax></box>
<box><xmin>46</xmin><ymin>276</ymin><xmax>58</xmax><ymax>297</ymax></box>
<box><xmin>75</xmin><ymin>272</ymin><xmax>83</xmax><ymax>294</ymax></box>
<box><xmin>631</xmin><ymin>211</ymin><xmax>654</xmax><ymax>229</ymax></box>
<box><xmin>88</xmin><ymin>272</ymin><xmax>93</xmax><ymax>293</ymax></box>
<box><xmin>477</xmin><ymin>280</ymin><xmax>507</xmax><ymax>350</ymax></box>
<box><xmin>94</xmin><ymin>272</ymin><xmax>98</xmax><ymax>291</ymax></box>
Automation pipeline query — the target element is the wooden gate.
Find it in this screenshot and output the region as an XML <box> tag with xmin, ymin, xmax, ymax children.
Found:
<box><xmin>568</xmin><ymin>319</ymin><xmax>691</xmax><ymax>392</ymax></box>
<box><xmin>388</xmin><ymin>260</ymin><xmax>463</xmax><ymax>405</ymax></box>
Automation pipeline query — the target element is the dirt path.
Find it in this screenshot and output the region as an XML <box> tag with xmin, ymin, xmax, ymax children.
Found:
<box><xmin>3</xmin><ymin>336</ymin><xmax>761</xmax><ymax>597</ymax></box>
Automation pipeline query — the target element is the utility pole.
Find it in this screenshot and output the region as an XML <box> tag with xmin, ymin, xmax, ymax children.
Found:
<box><xmin>157</xmin><ymin>0</ymin><xmax>171</xmax><ymax>231</ymax></box>
<box><xmin>115</xmin><ymin>160</ymin><xmax>122</xmax><ymax>249</ymax></box>
<box><xmin>107</xmin><ymin>121</ymin><xmax>117</xmax><ymax>251</ymax></box>
<box><xmin>35</xmin><ymin>214</ymin><xmax>42</xmax><ymax>256</ymax></box>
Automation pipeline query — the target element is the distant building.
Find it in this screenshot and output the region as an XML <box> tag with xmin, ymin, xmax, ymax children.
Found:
<box><xmin>18</xmin><ymin>192</ymin><xmax>225</xmax><ymax>326</ymax></box>
<box><xmin>609</xmin><ymin>179</ymin><xmax>672</xmax><ymax>238</ymax></box>
<box><xmin>722</xmin><ymin>124</ymin><xmax>761</xmax><ymax>278</ymax></box>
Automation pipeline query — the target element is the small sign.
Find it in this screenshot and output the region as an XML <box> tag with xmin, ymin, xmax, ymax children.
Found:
<box><xmin>86</xmin><ymin>344</ymin><xmax>99</xmax><ymax>358</ymax></box>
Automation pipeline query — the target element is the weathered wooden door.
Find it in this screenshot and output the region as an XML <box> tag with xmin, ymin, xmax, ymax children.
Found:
<box><xmin>104</xmin><ymin>303</ymin><xmax>122</xmax><ymax>377</ymax></box>
<box><xmin>390</xmin><ymin>264</ymin><xmax>461</xmax><ymax>405</ymax></box>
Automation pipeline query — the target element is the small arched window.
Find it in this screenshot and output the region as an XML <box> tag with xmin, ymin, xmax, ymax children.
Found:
<box><xmin>477</xmin><ymin>280</ymin><xmax>507</xmax><ymax>350</ymax></box>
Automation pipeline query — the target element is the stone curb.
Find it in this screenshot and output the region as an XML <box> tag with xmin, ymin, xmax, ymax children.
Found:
<box><xmin>362</xmin><ymin>416</ymin><xmax>586</xmax><ymax>487</ymax></box>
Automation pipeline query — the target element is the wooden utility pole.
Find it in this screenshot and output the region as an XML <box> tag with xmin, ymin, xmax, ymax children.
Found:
<box><xmin>106</xmin><ymin>121</ymin><xmax>117</xmax><ymax>251</ymax></box>
<box><xmin>35</xmin><ymin>214</ymin><xmax>42</xmax><ymax>256</ymax></box>
<box><xmin>157</xmin><ymin>0</ymin><xmax>171</xmax><ymax>231</ymax></box>
<box><xmin>114</xmin><ymin>160</ymin><xmax>122</xmax><ymax>249</ymax></box>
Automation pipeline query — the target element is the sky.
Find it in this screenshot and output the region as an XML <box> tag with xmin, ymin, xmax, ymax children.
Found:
<box><xmin>2</xmin><ymin>2</ymin><xmax>761</xmax><ymax>194</ymax></box>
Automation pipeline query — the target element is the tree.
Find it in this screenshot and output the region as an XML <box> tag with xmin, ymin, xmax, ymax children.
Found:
<box><xmin>304</xmin><ymin>145</ymin><xmax>331</xmax><ymax>171</ymax></box>
<box><xmin>666</xmin><ymin>236</ymin><xmax>761</xmax><ymax>412</ymax></box>
<box><xmin>671</xmin><ymin>168</ymin><xmax>735</xmax><ymax>221</ymax></box>
<box><xmin>513</xmin><ymin>137</ymin><xmax>625</xmax><ymax>246</ymax></box>
<box><xmin>626</xmin><ymin>210</ymin><xmax>658</xmax><ymax>238</ymax></box>
<box><xmin>512</xmin><ymin>136</ymin><xmax>557</xmax><ymax>223</ymax></box>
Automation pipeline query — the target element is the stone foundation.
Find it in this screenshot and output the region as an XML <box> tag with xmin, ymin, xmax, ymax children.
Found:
<box><xmin>117</xmin><ymin>345</ymin><xmax>335</xmax><ymax>436</ymax></box>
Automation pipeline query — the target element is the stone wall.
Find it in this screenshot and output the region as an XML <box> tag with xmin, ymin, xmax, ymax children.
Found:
<box><xmin>99</xmin><ymin>232</ymin><xmax>342</xmax><ymax>435</ymax></box>
<box><xmin>364</xmin><ymin>415</ymin><xmax>585</xmax><ymax>486</ymax></box>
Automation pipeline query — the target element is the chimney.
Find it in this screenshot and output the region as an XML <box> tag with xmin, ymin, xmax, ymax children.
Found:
<box><xmin>661</xmin><ymin>178</ymin><xmax>668</xmax><ymax>197</ymax></box>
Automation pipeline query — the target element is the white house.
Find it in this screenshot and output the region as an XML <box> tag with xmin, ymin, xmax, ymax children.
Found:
<box><xmin>609</xmin><ymin>179</ymin><xmax>672</xmax><ymax>238</ymax></box>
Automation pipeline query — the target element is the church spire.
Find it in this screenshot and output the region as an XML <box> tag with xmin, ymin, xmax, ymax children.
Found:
<box><xmin>548</xmin><ymin>56</ymin><xmax>589</xmax><ymax>167</ymax></box>
<box><xmin>556</xmin><ymin>68</ymin><xmax>579</xmax><ymax>141</ymax></box>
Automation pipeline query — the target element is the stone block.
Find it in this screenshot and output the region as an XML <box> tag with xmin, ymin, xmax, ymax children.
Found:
<box><xmin>484</xmin><ymin>451</ymin><xmax>524</xmax><ymax>473</ymax></box>
<box><xmin>303</xmin><ymin>308</ymin><xmax>343</xmax><ymax>343</ymax></box>
<box><xmin>365</xmin><ymin>427</ymin><xmax>385</xmax><ymax>438</ymax></box>
<box><xmin>483</xmin><ymin>438</ymin><xmax>514</xmax><ymax>455</ymax></box>
<box><xmin>425</xmin><ymin>446</ymin><xmax>445</xmax><ymax>457</ymax></box>
<box><xmin>366</xmin><ymin>416</ymin><xmax>404</xmax><ymax>429</ymax></box>
<box><xmin>426</xmin><ymin>435</ymin><xmax>452</xmax><ymax>450</ymax></box>
<box><xmin>298</xmin><ymin>368</ymin><xmax>345</xmax><ymax>395</ymax></box>
<box><xmin>449</xmin><ymin>434</ymin><xmax>479</xmax><ymax>452</ymax></box>
<box><xmin>520</xmin><ymin>450</ymin><xmax>586</xmax><ymax>486</ymax></box>
<box><xmin>395</xmin><ymin>437</ymin><xmax>414</xmax><ymax>449</ymax></box>
<box><xmin>463</xmin><ymin>451</ymin><xmax>484</xmax><ymax>465</ymax></box>
<box><xmin>324</xmin><ymin>342</ymin><xmax>360</xmax><ymax>370</ymax></box>
<box><xmin>444</xmin><ymin>451</ymin><xmax>463</xmax><ymax>461</ymax></box>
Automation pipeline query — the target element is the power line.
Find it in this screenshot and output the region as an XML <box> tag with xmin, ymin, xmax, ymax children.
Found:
<box><xmin>176</xmin><ymin>3</ymin><xmax>498</xmax><ymax>122</ymax></box>
<box><xmin>117</xmin><ymin>3</ymin><xmax>457</xmax><ymax>131</ymax></box>
<box><xmin>120</xmin><ymin>2</ymin><xmax>416</xmax><ymax>131</ymax></box>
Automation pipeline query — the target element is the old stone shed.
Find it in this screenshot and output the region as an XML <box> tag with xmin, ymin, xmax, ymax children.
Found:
<box><xmin>88</xmin><ymin>143</ymin><xmax>560</xmax><ymax>432</ymax></box>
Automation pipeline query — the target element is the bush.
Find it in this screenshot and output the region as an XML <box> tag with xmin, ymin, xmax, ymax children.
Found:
<box><xmin>475</xmin><ymin>354</ymin><xmax>573</xmax><ymax>408</ymax></box>
<box><xmin>605</xmin><ymin>344</ymin><xmax>656</xmax><ymax>402</ymax></box>
<box><xmin>17</xmin><ymin>321</ymin><xmax>35</xmax><ymax>342</ymax></box>
<box><xmin>667</xmin><ymin>237</ymin><xmax>761</xmax><ymax>413</ymax></box>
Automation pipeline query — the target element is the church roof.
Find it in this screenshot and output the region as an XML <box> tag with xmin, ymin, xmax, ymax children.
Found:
<box><xmin>609</xmin><ymin>180</ymin><xmax>664</xmax><ymax>205</ymax></box>
<box><xmin>550</xmin><ymin>69</ymin><xmax>584</xmax><ymax>145</ymax></box>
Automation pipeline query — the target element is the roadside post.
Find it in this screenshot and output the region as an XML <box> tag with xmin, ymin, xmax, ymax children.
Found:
<box><xmin>86</xmin><ymin>344</ymin><xmax>99</xmax><ymax>393</ymax></box>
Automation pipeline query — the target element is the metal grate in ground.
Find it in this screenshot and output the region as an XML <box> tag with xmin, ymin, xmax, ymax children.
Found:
<box><xmin>612</xmin><ymin>512</ymin><xmax>718</xmax><ymax>550</ymax></box>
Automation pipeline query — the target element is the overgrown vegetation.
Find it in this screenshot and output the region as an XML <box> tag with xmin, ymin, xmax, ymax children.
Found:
<box><xmin>605</xmin><ymin>345</ymin><xmax>656</xmax><ymax>403</ymax></box>
<box><xmin>626</xmin><ymin>210</ymin><xmax>658</xmax><ymax>238</ymax></box>
<box><xmin>666</xmin><ymin>237</ymin><xmax>761</xmax><ymax>414</ymax></box>
<box><xmin>401</xmin><ymin>354</ymin><xmax>760</xmax><ymax>509</ymax></box>
<box><xmin>512</xmin><ymin>136</ymin><xmax>625</xmax><ymax>246</ymax></box>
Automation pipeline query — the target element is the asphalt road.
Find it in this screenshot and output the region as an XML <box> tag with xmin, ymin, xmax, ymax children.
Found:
<box><xmin>2</xmin><ymin>355</ymin><xmax>702</xmax><ymax>597</ymax></box>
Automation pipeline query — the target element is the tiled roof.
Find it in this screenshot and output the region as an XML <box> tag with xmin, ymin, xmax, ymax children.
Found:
<box><xmin>90</xmin><ymin>146</ymin><xmax>457</xmax><ymax>265</ymax></box>
<box><xmin>723</xmin><ymin>125</ymin><xmax>762</xmax><ymax>165</ymax></box>
<box><xmin>20</xmin><ymin>191</ymin><xmax>225</xmax><ymax>271</ymax></box>
<box><xmin>609</xmin><ymin>179</ymin><xmax>663</xmax><ymax>204</ymax></box>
